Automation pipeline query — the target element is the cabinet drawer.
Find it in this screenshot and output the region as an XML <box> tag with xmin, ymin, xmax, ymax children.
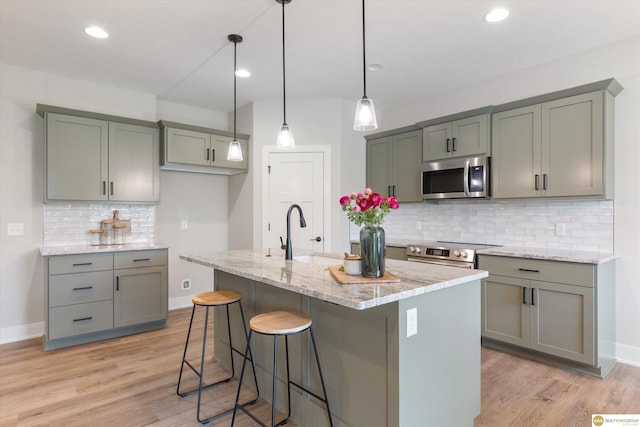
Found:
<box><xmin>114</xmin><ymin>249</ymin><xmax>167</xmax><ymax>269</ymax></box>
<box><xmin>478</xmin><ymin>255</ymin><xmax>594</xmax><ymax>287</ymax></box>
<box><xmin>49</xmin><ymin>270</ymin><xmax>113</xmax><ymax>307</ymax></box>
<box><xmin>49</xmin><ymin>253</ymin><xmax>113</xmax><ymax>275</ymax></box>
<box><xmin>49</xmin><ymin>300</ymin><xmax>113</xmax><ymax>340</ymax></box>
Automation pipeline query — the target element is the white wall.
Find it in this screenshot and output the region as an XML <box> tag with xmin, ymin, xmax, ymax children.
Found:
<box><xmin>379</xmin><ymin>36</ymin><xmax>640</xmax><ymax>366</ymax></box>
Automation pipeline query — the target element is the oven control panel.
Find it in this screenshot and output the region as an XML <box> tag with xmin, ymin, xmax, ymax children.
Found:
<box><xmin>406</xmin><ymin>245</ymin><xmax>475</xmax><ymax>264</ymax></box>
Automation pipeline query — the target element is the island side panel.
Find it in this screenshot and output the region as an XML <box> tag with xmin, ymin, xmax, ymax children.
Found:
<box><xmin>397</xmin><ymin>280</ymin><xmax>481</xmax><ymax>427</ymax></box>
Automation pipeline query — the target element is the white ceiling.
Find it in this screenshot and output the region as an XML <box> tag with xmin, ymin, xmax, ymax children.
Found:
<box><xmin>1</xmin><ymin>0</ymin><xmax>639</xmax><ymax>114</ymax></box>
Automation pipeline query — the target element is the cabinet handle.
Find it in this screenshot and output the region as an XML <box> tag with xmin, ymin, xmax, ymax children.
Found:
<box><xmin>116</xmin><ymin>276</ymin><xmax>119</xmax><ymax>291</ymax></box>
<box><xmin>452</xmin><ymin>137</ymin><xmax>457</xmax><ymax>152</ymax></box>
<box><xmin>522</xmin><ymin>287</ymin><xmax>527</xmax><ymax>304</ymax></box>
<box><xmin>388</xmin><ymin>185</ymin><xmax>392</xmax><ymax>197</ymax></box>
<box><xmin>73</xmin><ymin>317</ymin><xmax>93</xmax><ymax>322</ymax></box>
<box><xmin>392</xmin><ymin>185</ymin><xmax>396</xmax><ymax>197</ymax></box>
<box><xmin>206</xmin><ymin>148</ymin><xmax>210</xmax><ymax>161</ymax></box>
<box><xmin>102</xmin><ymin>181</ymin><xmax>106</xmax><ymax>195</ymax></box>
<box><xmin>72</xmin><ymin>262</ymin><xmax>93</xmax><ymax>267</ymax></box>
<box><xmin>133</xmin><ymin>258</ymin><xmax>151</xmax><ymax>262</ymax></box>
<box><xmin>110</xmin><ymin>181</ymin><xmax>114</xmax><ymax>196</ymax></box>
<box><xmin>446</xmin><ymin>138</ymin><xmax>451</xmax><ymax>152</ymax></box>
<box><xmin>531</xmin><ymin>288</ymin><xmax>536</xmax><ymax>306</ymax></box>
<box><xmin>518</xmin><ymin>268</ymin><xmax>540</xmax><ymax>273</ymax></box>
<box><xmin>73</xmin><ymin>286</ymin><xmax>94</xmax><ymax>291</ymax></box>
<box><xmin>543</xmin><ymin>174</ymin><xmax>548</xmax><ymax>190</ymax></box>
<box><xmin>534</xmin><ymin>174</ymin><xmax>540</xmax><ymax>190</ymax></box>
<box><xmin>212</xmin><ymin>149</ymin><xmax>215</xmax><ymax>162</ymax></box>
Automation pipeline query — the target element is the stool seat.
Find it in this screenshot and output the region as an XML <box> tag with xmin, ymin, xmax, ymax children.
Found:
<box><xmin>250</xmin><ymin>310</ymin><xmax>312</xmax><ymax>335</ymax></box>
<box><xmin>192</xmin><ymin>290</ymin><xmax>241</xmax><ymax>306</ymax></box>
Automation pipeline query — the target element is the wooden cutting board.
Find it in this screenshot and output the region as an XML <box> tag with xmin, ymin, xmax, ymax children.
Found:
<box><xmin>329</xmin><ymin>266</ymin><xmax>401</xmax><ymax>284</ymax></box>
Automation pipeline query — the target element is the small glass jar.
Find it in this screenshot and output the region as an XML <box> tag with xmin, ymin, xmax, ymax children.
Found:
<box><xmin>89</xmin><ymin>229</ymin><xmax>103</xmax><ymax>246</ymax></box>
<box><xmin>113</xmin><ymin>223</ymin><xmax>126</xmax><ymax>245</ymax></box>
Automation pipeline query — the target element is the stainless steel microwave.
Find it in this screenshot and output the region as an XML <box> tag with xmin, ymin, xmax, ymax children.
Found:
<box><xmin>421</xmin><ymin>156</ymin><xmax>490</xmax><ymax>200</ymax></box>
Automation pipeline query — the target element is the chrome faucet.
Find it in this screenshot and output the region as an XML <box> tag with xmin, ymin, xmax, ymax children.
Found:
<box><xmin>284</xmin><ymin>204</ymin><xmax>307</xmax><ymax>260</ymax></box>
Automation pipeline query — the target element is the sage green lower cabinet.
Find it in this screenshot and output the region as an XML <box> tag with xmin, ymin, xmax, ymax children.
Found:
<box><xmin>44</xmin><ymin>249</ymin><xmax>168</xmax><ymax>350</ymax></box>
<box><xmin>350</xmin><ymin>242</ymin><xmax>407</xmax><ymax>261</ymax></box>
<box><xmin>213</xmin><ymin>270</ymin><xmax>481</xmax><ymax>427</ymax></box>
<box><xmin>478</xmin><ymin>254</ymin><xmax>615</xmax><ymax>377</ymax></box>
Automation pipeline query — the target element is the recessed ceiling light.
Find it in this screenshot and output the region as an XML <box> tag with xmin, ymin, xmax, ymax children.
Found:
<box><xmin>484</xmin><ymin>8</ymin><xmax>510</xmax><ymax>23</ymax></box>
<box><xmin>235</xmin><ymin>69</ymin><xmax>251</xmax><ymax>78</ymax></box>
<box><xmin>84</xmin><ymin>26</ymin><xmax>109</xmax><ymax>39</ymax></box>
<box><xmin>367</xmin><ymin>64</ymin><xmax>384</xmax><ymax>72</ymax></box>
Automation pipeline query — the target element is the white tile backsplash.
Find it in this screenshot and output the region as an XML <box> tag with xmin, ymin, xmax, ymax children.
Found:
<box><xmin>43</xmin><ymin>204</ymin><xmax>155</xmax><ymax>246</ymax></box>
<box><xmin>350</xmin><ymin>199</ymin><xmax>613</xmax><ymax>253</ymax></box>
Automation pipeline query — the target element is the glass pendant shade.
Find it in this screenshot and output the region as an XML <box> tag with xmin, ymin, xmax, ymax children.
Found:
<box><xmin>277</xmin><ymin>123</ymin><xmax>295</xmax><ymax>149</ymax></box>
<box><xmin>353</xmin><ymin>96</ymin><xmax>378</xmax><ymax>131</ymax></box>
<box><xmin>226</xmin><ymin>139</ymin><xmax>243</xmax><ymax>161</ymax></box>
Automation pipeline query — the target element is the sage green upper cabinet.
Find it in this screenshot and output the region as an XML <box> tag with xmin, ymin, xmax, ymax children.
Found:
<box><xmin>366</xmin><ymin>128</ymin><xmax>422</xmax><ymax>202</ymax></box>
<box><xmin>45</xmin><ymin>113</ymin><xmax>109</xmax><ymax>201</ymax></box>
<box><xmin>491</xmin><ymin>79</ymin><xmax>621</xmax><ymax>200</ymax></box>
<box><xmin>418</xmin><ymin>110</ymin><xmax>491</xmax><ymax>162</ymax></box>
<box><xmin>160</xmin><ymin>120</ymin><xmax>249</xmax><ymax>175</ymax></box>
<box><xmin>41</xmin><ymin>107</ymin><xmax>160</xmax><ymax>203</ymax></box>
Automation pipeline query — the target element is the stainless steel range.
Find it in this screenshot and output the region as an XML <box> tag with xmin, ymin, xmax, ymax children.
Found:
<box><xmin>406</xmin><ymin>241</ymin><xmax>497</xmax><ymax>269</ymax></box>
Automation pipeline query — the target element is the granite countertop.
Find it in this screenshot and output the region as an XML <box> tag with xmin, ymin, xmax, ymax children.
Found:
<box><xmin>180</xmin><ymin>249</ymin><xmax>487</xmax><ymax>310</ymax></box>
<box><xmin>40</xmin><ymin>242</ymin><xmax>169</xmax><ymax>256</ymax></box>
<box><xmin>476</xmin><ymin>246</ymin><xmax>616</xmax><ymax>264</ymax></box>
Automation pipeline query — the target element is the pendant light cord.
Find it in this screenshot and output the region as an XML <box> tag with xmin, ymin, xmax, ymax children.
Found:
<box><xmin>233</xmin><ymin>39</ymin><xmax>237</xmax><ymax>141</ymax></box>
<box><xmin>361</xmin><ymin>0</ymin><xmax>367</xmax><ymax>98</ymax></box>
<box><xmin>281</xmin><ymin>0</ymin><xmax>287</xmax><ymax>124</ymax></box>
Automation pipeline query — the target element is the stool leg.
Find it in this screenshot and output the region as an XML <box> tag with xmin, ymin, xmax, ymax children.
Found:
<box><xmin>272</xmin><ymin>335</ymin><xmax>278</xmax><ymax>427</ymax></box>
<box><xmin>284</xmin><ymin>335</ymin><xmax>292</xmax><ymax>422</ymax></box>
<box><xmin>176</xmin><ymin>304</ymin><xmax>197</xmax><ymax>396</ymax></box>
<box><xmin>195</xmin><ymin>305</ymin><xmax>211</xmax><ymax>423</ymax></box>
<box><xmin>231</xmin><ymin>330</ymin><xmax>254</xmax><ymax>426</ymax></box>
<box><xmin>237</xmin><ymin>302</ymin><xmax>259</xmax><ymax>400</ymax></box>
<box><xmin>309</xmin><ymin>326</ymin><xmax>334</xmax><ymax>427</ymax></box>
<box><xmin>226</xmin><ymin>304</ymin><xmax>235</xmax><ymax>378</ymax></box>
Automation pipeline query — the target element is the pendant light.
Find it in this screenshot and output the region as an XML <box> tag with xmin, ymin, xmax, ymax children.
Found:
<box><xmin>353</xmin><ymin>0</ymin><xmax>378</xmax><ymax>131</ymax></box>
<box><xmin>227</xmin><ymin>34</ymin><xmax>244</xmax><ymax>161</ymax></box>
<box><xmin>276</xmin><ymin>0</ymin><xmax>295</xmax><ymax>149</ymax></box>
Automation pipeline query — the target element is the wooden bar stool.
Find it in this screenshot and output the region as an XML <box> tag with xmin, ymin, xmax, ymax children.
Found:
<box><xmin>231</xmin><ymin>310</ymin><xmax>333</xmax><ymax>427</ymax></box>
<box><xmin>176</xmin><ymin>290</ymin><xmax>258</xmax><ymax>424</ymax></box>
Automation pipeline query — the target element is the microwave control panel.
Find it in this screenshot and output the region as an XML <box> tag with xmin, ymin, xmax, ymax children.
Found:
<box><xmin>469</xmin><ymin>166</ymin><xmax>484</xmax><ymax>192</ymax></box>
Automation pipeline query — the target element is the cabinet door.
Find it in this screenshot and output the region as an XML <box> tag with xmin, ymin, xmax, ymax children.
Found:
<box><xmin>46</xmin><ymin>113</ymin><xmax>108</xmax><ymax>201</ymax></box>
<box><xmin>481</xmin><ymin>275</ymin><xmax>529</xmax><ymax>348</ymax></box>
<box><xmin>451</xmin><ymin>115</ymin><xmax>488</xmax><ymax>158</ymax></box>
<box><xmin>491</xmin><ymin>105</ymin><xmax>542</xmax><ymax>198</ymax></box>
<box><xmin>211</xmin><ymin>134</ymin><xmax>249</xmax><ymax>170</ymax></box>
<box><xmin>392</xmin><ymin>130</ymin><xmax>422</xmax><ymax>202</ymax></box>
<box><xmin>542</xmin><ymin>92</ymin><xmax>604</xmax><ymax>197</ymax></box>
<box><xmin>529</xmin><ymin>281</ymin><xmax>594</xmax><ymax>365</ymax></box>
<box><xmin>366</xmin><ymin>137</ymin><xmax>393</xmax><ymax>197</ymax></box>
<box><xmin>423</xmin><ymin>123</ymin><xmax>452</xmax><ymax>162</ymax></box>
<box><xmin>108</xmin><ymin>122</ymin><xmax>160</xmax><ymax>202</ymax></box>
<box><xmin>114</xmin><ymin>266</ymin><xmax>167</xmax><ymax>327</ymax></box>
<box><xmin>164</xmin><ymin>127</ymin><xmax>211</xmax><ymax>166</ymax></box>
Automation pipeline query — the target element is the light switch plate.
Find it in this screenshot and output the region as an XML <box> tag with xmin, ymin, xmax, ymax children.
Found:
<box><xmin>7</xmin><ymin>223</ymin><xmax>24</xmax><ymax>236</ymax></box>
<box><xmin>407</xmin><ymin>307</ymin><xmax>417</xmax><ymax>337</ymax></box>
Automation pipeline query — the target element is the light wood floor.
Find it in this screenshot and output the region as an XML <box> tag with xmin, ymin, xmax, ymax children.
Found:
<box><xmin>1</xmin><ymin>307</ymin><xmax>638</xmax><ymax>426</ymax></box>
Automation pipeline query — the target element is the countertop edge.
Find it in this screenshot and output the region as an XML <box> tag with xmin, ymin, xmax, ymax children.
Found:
<box><xmin>41</xmin><ymin>243</ymin><xmax>169</xmax><ymax>256</ymax></box>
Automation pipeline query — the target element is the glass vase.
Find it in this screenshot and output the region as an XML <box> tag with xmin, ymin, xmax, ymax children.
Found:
<box><xmin>360</xmin><ymin>226</ymin><xmax>385</xmax><ymax>278</ymax></box>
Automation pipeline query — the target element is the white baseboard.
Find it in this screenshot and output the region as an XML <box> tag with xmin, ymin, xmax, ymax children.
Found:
<box><xmin>0</xmin><ymin>321</ymin><xmax>44</xmax><ymax>345</ymax></box>
<box><xmin>169</xmin><ymin>295</ymin><xmax>194</xmax><ymax>311</ymax></box>
<box><xmin>616</xmin><ymin>342</ymin><xmax>640</xmax><ymax>368</ymax></box>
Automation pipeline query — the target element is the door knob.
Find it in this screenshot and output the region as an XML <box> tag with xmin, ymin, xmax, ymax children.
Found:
<box><xmin>310</xmin><ymin>236</ymin><xmax>322</xmax><ymax>242</ymax></box>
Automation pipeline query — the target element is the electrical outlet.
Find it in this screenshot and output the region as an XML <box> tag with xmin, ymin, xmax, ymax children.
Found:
<box><xmin>181</xmin><ymin>279</ymin><xmax>191</xmax><ymax>290</ymax></box>
<box><xmin>414</xmin><ymin>221</ymin><xmax>421</xmax><ymax>231</ymax></box>
<box><xmin>7</xmin><ymin>223</ymin><xmax>24</xmax><ymax>236</ymax></box>
<box><xmin>555</xmin><ymin>223</ymin><xmax>566</xmax><ymax>236</ymax></box>
<box><xmin>407</xmin><ymin>307</ymin><xmax>417</xmax><ymax>337</ymax></box>
<box><xmin>181</xmin><ymin>220</ymin><xmax>188</xmax><ymax>230</ymax></box>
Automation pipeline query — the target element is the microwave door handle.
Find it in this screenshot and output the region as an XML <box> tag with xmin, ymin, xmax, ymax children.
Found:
<box><xmin>463</xmin><ymin>160</ymin><xmax>470</xmax><ymax>197</ymax></box>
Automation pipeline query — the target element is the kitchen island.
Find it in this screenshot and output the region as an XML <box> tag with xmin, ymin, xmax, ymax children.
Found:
<box><xmin>180</xmin><ymin>250</ymin><xmax>488</xmax><ymax>427</ymax></box>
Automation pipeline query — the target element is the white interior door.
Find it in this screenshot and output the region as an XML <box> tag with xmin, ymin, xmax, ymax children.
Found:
<box><xmin>262</xmin><ymin>147</ymin><xmax>330</xmax><ymax>254</ymax></box>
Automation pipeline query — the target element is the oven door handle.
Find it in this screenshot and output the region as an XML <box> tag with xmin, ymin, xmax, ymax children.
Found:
<box><xmin>463</xmin><ymin>159</ymin><xmax>470</xmax><ymax>197</ymax></box>
<box><xmin>407</xmin><ymin>258</ymin><xmax>474</xmax><ymax>269</ymax></box>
